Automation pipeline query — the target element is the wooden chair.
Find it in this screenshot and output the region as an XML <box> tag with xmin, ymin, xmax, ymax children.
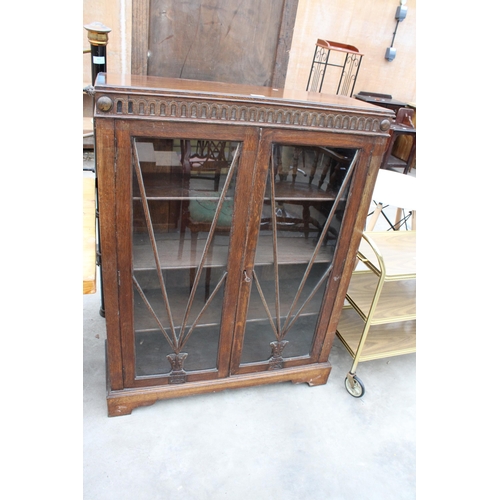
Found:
<box><xmin>380</xmin><ymin>108</ymin><xmax>416</xmax><ymax>175</ymax></box>
<box><xmin>261</xmin><ymin>145</ymin><xmax>355</xmax><ymax>241</ymax></box>
<box><xmin>178</xmin><ymin>140</ymin><xmax>233</xmax><ymax>300</ymax></box>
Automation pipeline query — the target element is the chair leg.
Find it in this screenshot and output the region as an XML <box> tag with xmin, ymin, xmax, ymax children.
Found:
<box><xmin>394</xmin><ymin>208</ymin><xmax>415</xmax><ymax>230</ymax></box>
<box><xmin>189</xmin><ymin>231</ymin><xmax>198</xmax><ymax>293</ymax></box>
<box><xmin>366</xmin><ymin>202</ymin><xmax>383</xmax><ymax>231</ymax></box>
<box><xmin>204</xmin><ymin>243</ymin><xmax>215</xmax><ymax>302</ymax></box>
<box><xmin>300</xmin><ymin>205</ymin><xmax>309</xmax><ymax>239</ymax></box>
<box><xmin>394</xmin><ymin>207</ymin><xmax>403</xmax><ymax>230</ymax></box>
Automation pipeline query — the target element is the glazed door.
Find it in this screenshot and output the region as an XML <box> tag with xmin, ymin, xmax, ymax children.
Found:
<box><xmin>116</xmin><ymin>122</ymin><xmax>259</xmax><ymax>387</ymax></box>
<box><xmin>230</xmin><ymin>130</ymin><xmax>363</xmax><ymax>374</ymax></box>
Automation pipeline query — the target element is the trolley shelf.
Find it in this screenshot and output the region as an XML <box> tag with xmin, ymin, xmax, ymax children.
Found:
<box><xmin>345</xmin><ymin>271</ymin><xmax>416</xmax><ymax>324</ymax></box>
<box><xmin>336</xmin><ymin>229</ymin><xmax>416</xmax><ymax>397</ymax></box>
<box><xmin>357</xmin><ymin>230</ymin><xmax>416</xmax><ymax>279</ymax></box>
<box><xmin>336</xmin><ymin>309</ymin><xmax>416</xmax><ymax>362</ymax></box>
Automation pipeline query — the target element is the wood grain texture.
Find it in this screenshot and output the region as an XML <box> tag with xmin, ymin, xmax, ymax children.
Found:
<box><xmin>95</xmin><ymin>118</ymin><xmax>125</xmax><ymax>391</ymax></box>
<box><xmin>284</xmin><ymin>0</ymin><xmax>416</xmax><ymax>104</ymax></box>
<box><xmin>146</xmin><ymin>0</ymin><xmax>287</xmax><ymax>86</ymax></box>
<box><xmin>346</xmin><ymin>271</ymin><xmax>416</xmax><ymax>323</ymax></box>
<box><xmin>319</xmin><ymin>139</ymin><xmax>387</xmax><ymax>362</ymax></box>
<box><xmin>336</xmin><ymin>308</ymin><xmax>416</xmax><ymax>361</ymax></box>
<box><xmin>131</xmin><ymin>0</ymin><xmax>150</xmax><ymax>75</ymax></box>
<box><xmin>359</xmin><ymin>231</ymin><xmax>416</xmax><ymax>278</ymax></box>
<box><xmin>107</xmin><ymin>361</ymin><xmax>332</xmax><ymax>416</ymax></box>
<box><xmin>271</xmin><ymin>0</ymin><xmax>299</xmax><ymax>89</ymax></box>
<box><xmin>94</xmin><ymin>75</ymin><xmax>393</xmax><ymax>414</ymax></box>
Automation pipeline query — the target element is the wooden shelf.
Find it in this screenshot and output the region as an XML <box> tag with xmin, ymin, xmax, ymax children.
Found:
<box><xmin>134</xmin><ymin>174</ymin><xmax>340</xmax><ymax>202</ymax></box>
<box><xmin>255</xmin><ymin>235</ymin><xmax>334</xmax><ymax>266</ymax></box>
<box><xmin>336</xmin><ymin>308</ymin><xmax>416</xmax><ymax>361</ymax></box>
<box><xmin>133</xmin><ymin>233</ymin><xmax>334</xmax><ymax>271</ymax></box>
<box><xmin>269</xmin><ymin>181</ymin><xmax>337</xmax><ymax>201</ymax></box>
<box><xmin>134</xmin><ymin>272</ymin><xmax>325</xmax><ymax>333</ymax></box>
<box><xmin>133</xmin><ymin>235</ymin><xmax>230</xmax><ymax>271</ymax></box>
<box><xmin>345</xmin><ymin>271</ymin><xmax>416</xmax><ymax>324</ymax></box>
<box><xmin>133</xmin><ymin>285</ymin><xmax>225</xmax><ymax>333</ymax></box>
<box><xmin>133</xmin><ymin>173</ymin><xmax>233</xmax><ymax>200</ymax></box>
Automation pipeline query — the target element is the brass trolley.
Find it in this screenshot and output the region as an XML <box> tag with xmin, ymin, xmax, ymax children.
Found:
<box><xmin>335</xmin><ymin>230</ymin><xmax>416</xmax><ymax>397</ymax></box>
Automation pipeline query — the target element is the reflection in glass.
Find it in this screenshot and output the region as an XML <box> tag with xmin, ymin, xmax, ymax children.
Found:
<box><xmin>131</xmin><ymin>138</ymin><xmax>241</xmax><ymax>377</ymax></box>
<box><xmin>241</xmin><ymin>144</ymin><xmax>358</xmax><ymax>366</ymax></box>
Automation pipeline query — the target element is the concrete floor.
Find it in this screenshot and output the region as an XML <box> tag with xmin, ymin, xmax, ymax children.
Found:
<box><xmin>83</xmin><ymin>160</ymin><xmax>416</xmax><ymax>499</ymax></box>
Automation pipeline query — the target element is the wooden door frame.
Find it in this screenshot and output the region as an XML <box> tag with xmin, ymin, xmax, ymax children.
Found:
<box><xmin>131</xmin><ymin>0</ymin><xmax>299</xmax><ymax>89</ymax></box>
<box><xmin>113</xmin><ymin>119</ymin><xmax>261</xmax><ymax>388</ymax></box>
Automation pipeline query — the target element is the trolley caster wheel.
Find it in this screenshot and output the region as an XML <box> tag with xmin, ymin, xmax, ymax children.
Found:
<box><xmin>345</xmin><ymin>374</ymin><xmax>365</xmax><ymax>398</ymax></box>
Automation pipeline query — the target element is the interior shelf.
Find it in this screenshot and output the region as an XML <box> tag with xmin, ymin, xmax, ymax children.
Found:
<box><xmin>133</xmin><ymin>174</ymin><xmax>343</xmax><ymax>202</ymax></box>
<box><xmin>133</xmin><ymin>173</ymin><xmax>234</xmax><ymax>200</ymax></box>
<box><xmin>268</xmin><ymin>182</ymin><xmax>338</xmax><ymax>201</ymax></box>
<box><xmin>134</xmin><ymin>271</ymin><xmax>326</xmax><ymax>333</ymax></box>
<box><xmin>133</xmin><ymin>233</ymin><xmax>335</xmax><ymax>271</ymax></box>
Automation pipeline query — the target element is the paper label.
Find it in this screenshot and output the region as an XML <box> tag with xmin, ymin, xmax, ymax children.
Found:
<box><xmin>93</xmin><ymin>56</ymin><xmax>105</xmax><ymax>65</ymax></box>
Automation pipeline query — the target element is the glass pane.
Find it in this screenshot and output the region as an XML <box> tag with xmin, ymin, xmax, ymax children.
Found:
<box><xmin>131</xmin><ymin>138</ymin><xmax>241</xmax><ymax>378</ymax></box>
<box><xmin>240</xmin><ymin>144</ymin><xmax>357</xmax><ymax>367</ymax></box>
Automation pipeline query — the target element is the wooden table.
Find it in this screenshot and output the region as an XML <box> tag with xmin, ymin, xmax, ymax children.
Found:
<box><xmin>83</xmin><ymin>177</ymin><xmax>96</xmax><ymax>294</ymax></box>
<box><xmin>354</xmin><ymin>92</ymin><xmax>408</xmax><ymax>113</ymax></box>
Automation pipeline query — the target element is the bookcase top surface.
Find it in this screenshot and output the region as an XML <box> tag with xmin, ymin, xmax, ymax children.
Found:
<box><xmin>94</xmin><ymin>73</ymin><xmax>394</xmax><ymax>118</ymax></box>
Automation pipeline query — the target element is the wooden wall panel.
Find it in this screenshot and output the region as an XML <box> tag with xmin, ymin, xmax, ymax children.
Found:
<box><xmin>83</xmin><ymin>0</ymin><xmax>415</xmax><ymax>104</ymax></box>
<box><xmin>285</xmin><ymin>0</ymin><xmax>416</xmax><ymax>104</ymax></box>
<box><xmin>146</xmin><ymin>0</ymin><xmax>287</xmax><ymax>87</ymax></box>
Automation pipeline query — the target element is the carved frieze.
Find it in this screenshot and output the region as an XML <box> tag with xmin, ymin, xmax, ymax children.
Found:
<box><xmin>95</xmin><ymin>95</ymin><xmax>391</xmax><ymax>133</ymax></box>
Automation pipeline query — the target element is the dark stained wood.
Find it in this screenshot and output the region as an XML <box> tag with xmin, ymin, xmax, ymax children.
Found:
<box><xmin>114</xmin><ymin>120</ymin><xmax>137</xmax><ymax>387</ymax></box>
<box><xmin>217</xmin><ymin>127</ymin><xmax>261</xmax><ymax>378</ymax></box>
<box><xmin>107</xmin><ymin>362</ymin><xmax>332</xmax><ymax>417</ymax></box>
<box><xmin>94</xmin><ymin>118</ymin><xmax>124</xmax><ymax>391</ymax></box>
<box><xmin>132</xmin><ymin>0</ymin><xmax>299</xmax><ymax>87</ymax></box>
<box><xmin>321</xmin><ymin>139</ymin><xmax>388</xmax><ymax>362</ymax></box>
<box><xmin>95</xmin><ymin>73</ymin><xmax>394</xmax><ymax>116</ymax></box>
<box><xmin>131</xmin><ymin>0</ymin><xmax>150</xmax><ymax>75</ymax></box>
<box><xmin>271</xmin><ymin>0</ymin><xmax>299</xmax><ymax>89</ymax></box>
<box><xmin>94</xmin><ymin>74</ymin><xmax>394</xmax><ymax>416</ymax></box>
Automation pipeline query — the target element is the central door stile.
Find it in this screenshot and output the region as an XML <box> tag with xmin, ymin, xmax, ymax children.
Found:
<box><xmin>228</xmin><ymin>128</ymin><xmax>272</xmax><ymax>375</ymax></box>
<box><xmin>215</xmin><ymin>126</ymin><xmax>263</xmax><ymax>379</ymax></box>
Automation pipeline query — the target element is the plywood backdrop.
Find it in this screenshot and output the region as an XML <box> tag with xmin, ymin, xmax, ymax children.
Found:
<box><xmin>285</xmin><ymin>0</ymin><xmax>416</xmax><ymax>103</ymax></box>
<box><xmin>83</xmin><ymin>0</ymin><xmax>416</xmax><ymax>103</ymax></box>
<box><xmin>144</xmin><ymin>0</ymin><xmax>297</xmax><ymax>87</ymax></box>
